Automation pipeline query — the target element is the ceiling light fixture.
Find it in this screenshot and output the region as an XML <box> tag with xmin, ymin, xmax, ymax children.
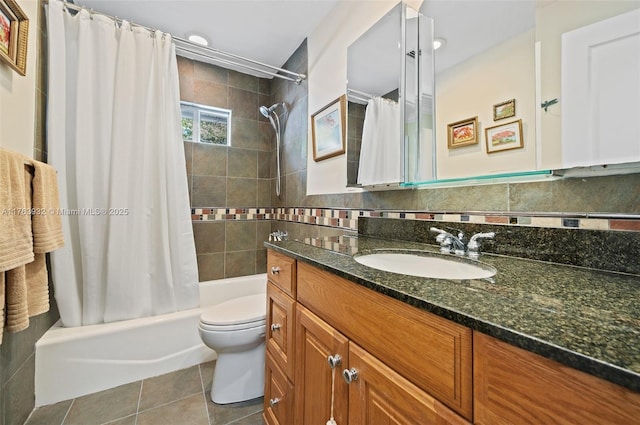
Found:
<box><xmin>433</xmin><ymin>38</ymin><xmax>446</xmax><ymax>50</ymax></box>
<box><xmin>187</xmin><ymin>33</ymin><xmax>209</xmax><ymax>46</ymax></box>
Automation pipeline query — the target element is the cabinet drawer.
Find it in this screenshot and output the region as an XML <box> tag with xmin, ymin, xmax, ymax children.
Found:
<box><xmin>474</xmin><ymin>332</ymin><xmax>640</xmax><ymax>424</ymax></box>
<box><xmin>264</xmin><ymin>351</ymin><xmax>294</xmax><ymax>425</ymax></box>
<box><xmin>266</xmin><ymin>282</ymin><xmax>295</xmax><ymax>381</ymax></box>
<box><xmin>267</xmin><ymin>250</ymin><xmax>296</xmax><ymax>297</ymax></box>
<box><xmin>297</xmin><ymin>262</ymin><xmax>473</xmax><ymax>420</ymax></box>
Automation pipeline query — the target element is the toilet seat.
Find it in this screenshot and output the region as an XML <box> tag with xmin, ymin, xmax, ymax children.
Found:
<box><xmin>199</xmin><ymin>293</ymin><xmax>266</xmax><ymax>331</ymax></box>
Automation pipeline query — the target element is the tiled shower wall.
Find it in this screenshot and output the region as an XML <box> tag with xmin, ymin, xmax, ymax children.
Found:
<box><xmin>177</xmin><ymin>56</ymin><xmax>274</xmax><ymax>280</ymax></box>
<box><xmin>178</xmin><ymin>40</ymin><xmax>310</xmax><ymax>281</ymax></box>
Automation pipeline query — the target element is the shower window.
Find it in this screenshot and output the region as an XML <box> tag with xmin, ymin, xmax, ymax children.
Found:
<box><xmin>180</xmin><ymin>101</ymin><xmax>231</xmax><ymax>145</ymax></box>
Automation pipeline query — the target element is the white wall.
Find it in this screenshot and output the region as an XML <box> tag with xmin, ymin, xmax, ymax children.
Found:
<box><xmin>436</xmin><ymin>30</ymin><xmax>536</xmax><ymax>179</ymax></box>
<box><xmin>307</xmin><ymin>0</ymin><xmax>415</xmax><ymax>195</ymax></box>
<box><xmin>0</xmin><ymin>0</ymin><xmax>38</xmax><ymax>157</ymax></box>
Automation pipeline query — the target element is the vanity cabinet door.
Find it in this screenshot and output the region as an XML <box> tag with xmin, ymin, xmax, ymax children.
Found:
<box><xmin>347</xmin><ymin>342</ymin><xmax>470</xmax><ymax>425</ymax></box>
<box><xmin>294</xmin><ymin>304</ymin><xmax>349</xmax><ymax>425</ymax></box>
<box><xmin>474</xmin><ymin>332</ymin><xmax>640</xmax><ymax>424</ymax></box>
<box><xmin>263</xmin><ymin>351</ymin><xmax>294</xmax><ymax>425</ymax></box>
<box><xmin>266</xmin><ymin>282</ymin><xmax>296</xmax><ymax>381</ymax></box>
<box><xmin>267</xmin><ymin>250</ymin><xmax>296</xmax><ymax>298</ymax></box>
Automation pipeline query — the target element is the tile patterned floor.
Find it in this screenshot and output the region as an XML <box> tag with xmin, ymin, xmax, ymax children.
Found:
<box><xmin>24</xmin><ymin>362</ymin><xmax>264</xmax><ymax>425</ymax></box>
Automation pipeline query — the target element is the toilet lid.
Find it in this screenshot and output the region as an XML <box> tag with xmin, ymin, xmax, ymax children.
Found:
<box><xmin>200</xmin><ymin>294</ymin><xmax>266</xmax><ymax>326</ymax></box>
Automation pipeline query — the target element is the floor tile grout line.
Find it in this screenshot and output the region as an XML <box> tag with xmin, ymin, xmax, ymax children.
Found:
<box><xmin>136</xmin><ymin>390</ymin><xmax>210</xmax><ymax>415</ymax></box>
<box><xmin>134</xmin><ymin>380</ymin><xmax>144</xmax><ymax>425</ymax></box>
<box><xmin>59</xmin><ymin>398</ymin><xmax>75</xmax><ymax>425</ymax></box>
<box><xmin>198</xmin><ymin>363</ymin><xmax>213</xmax><ymax>425</ymax></box>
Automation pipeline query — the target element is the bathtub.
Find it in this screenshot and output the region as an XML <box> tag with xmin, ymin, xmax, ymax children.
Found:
<box><xmin>34</xmin><ymin>273</ymin><xmax>267</xmax><ymax>407</ymax></box>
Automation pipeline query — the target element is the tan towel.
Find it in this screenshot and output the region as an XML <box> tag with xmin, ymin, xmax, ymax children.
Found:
<box><xmin>0</xmin><ymin>149</ymin><xmax>34</xmax><ymax>271</ymax></box>
<box><xmin>4</xmin><ymin>266</ymin><xmax>29</xmax><ymax>334</ymax></box>
<box><xmin>0</xmin><ymin>151</ymin><xmax>61</xmax><ymax>343</ymax></box>
<box><xmin>30</xmin><ymin>160</ymin><xmax>64</xmax><ymax>253</ymax></box>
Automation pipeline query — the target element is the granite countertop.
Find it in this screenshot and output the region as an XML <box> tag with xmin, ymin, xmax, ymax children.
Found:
<box><xmin>265</xmin><ymin>236</ymin><xmax>640</xmax><ymax>392</ymax></box>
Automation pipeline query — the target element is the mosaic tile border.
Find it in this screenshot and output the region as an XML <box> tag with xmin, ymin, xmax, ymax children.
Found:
<box><xmin>192</xmin><ymin>207</ymin><xmax>640</xmax><ymax>233</ymax></box>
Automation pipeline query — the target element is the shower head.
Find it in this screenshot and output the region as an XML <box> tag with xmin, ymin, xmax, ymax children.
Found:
<box><xmin>259</xmin><ymin>105</ymin><xmax>271</xmax><ymax>118</ymax></box>
<box><xmin>259</xmin><ymin>102</ymin><xmax>286</xmax><ymax>117</ymax></box>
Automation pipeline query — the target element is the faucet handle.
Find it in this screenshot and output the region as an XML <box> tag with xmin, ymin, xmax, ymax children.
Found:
<box><xmin>467</xmin><ymin>232</ymin><xmax>496</xmax><ymax>255</ymax></box>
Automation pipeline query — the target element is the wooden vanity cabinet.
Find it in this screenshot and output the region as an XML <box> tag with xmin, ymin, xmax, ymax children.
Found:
<box><xmin>296</xmin><ymin>262</ymin><xmax>473</xmax><ymax>421</ymax></box>
<box><xmin>264</xmin><ymin>251</ymin><xmax>297</xmax><ymax>425</ymax></box>
<box><xmin>267</xmin><ymin>249</ymin><xmax>640</xmax><ymax>424</ymax></box>
<box><xmin>474</xmin><ymin>332</ymin><xmax>640</xmax><ymax>425</ymax></box>
<box><xmin>295</xmin><ymin>261</ymin><xmax>472</xmax><ymax>424</ymax></box>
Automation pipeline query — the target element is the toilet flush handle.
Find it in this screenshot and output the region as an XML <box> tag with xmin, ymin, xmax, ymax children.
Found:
<box><xmin>270</xmin><ymin>266</ymin><xmax>281</xmax><ymax>275</ymax></box>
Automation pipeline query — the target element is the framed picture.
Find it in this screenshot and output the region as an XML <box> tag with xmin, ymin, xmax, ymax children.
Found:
<box><xmin>485</xmin><ymin>119</ymin><xmax>524</xmax><ymax>154</ymax></box>
<box><xmin>447</xmin><ymin>116</ymin><xmax>478</xmax><ymax>149</ymax></box>
<box><xmin>311</xmin><ymin>95</ymin><xmax>346</xmax><ymax>162</ymax></box>
<box><xmin>493</xmin><ymin>99</ymin><xmax>516</xmax><ymax>121</ymax></box>
<box><xmin>0</xmin><ymin>0</ymin><xmax>28</xmax><ymax>76</ymax></box>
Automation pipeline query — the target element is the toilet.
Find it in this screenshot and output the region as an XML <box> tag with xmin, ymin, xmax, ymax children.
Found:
<box><xmin>198</xmin><ymin>293</ymin><xmax>267</xmax><ymax>404</ymax></box>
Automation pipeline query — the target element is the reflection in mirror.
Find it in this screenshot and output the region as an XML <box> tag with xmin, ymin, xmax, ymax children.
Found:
<box><xmin>536</xmin><ymin>0</ymin><xmax>640</xmax><ymax>172</ymax></box>
<box><xmin>422</xmin><ymin>0</ymin><xmax>537</xmax><ymax>180</ymax></box>
<box><xmin>346</xmin><ymin>2</ymin><xmax>435</xmax><ymax>187</ymax></box>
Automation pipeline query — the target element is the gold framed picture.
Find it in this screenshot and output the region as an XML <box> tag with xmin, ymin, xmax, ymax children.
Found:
<box><xmin>493</xmin><ymin>99</ymin><xmax>516</xmax><ymax>121</ymax></box>
<box><xmin>0</xmin><ymin>0</ymin><xmax>28</xmax><ymax>76</ymax></box>
<box><xmin>311</xmin><ymin>95</ymin><xmax>346</xmax><ymax>162</ymax></box>
<box><xmin>485</xmin><ymin>119</ymin><xmax>524</xmax><ymax>154</ymax></box>
<box><xmin>447</xmin><ymin>116</ymin><xmax>478</xmax><ymax>149</ymax></box>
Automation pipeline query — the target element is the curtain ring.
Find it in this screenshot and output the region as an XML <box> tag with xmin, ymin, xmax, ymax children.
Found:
<box><xmin>89</xmin><ymin>8</ymin><xmax>94</xmax><ymax>20</ymax></box>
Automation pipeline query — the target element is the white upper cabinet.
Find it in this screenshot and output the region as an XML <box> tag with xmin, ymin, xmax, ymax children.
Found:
<box><xmin>561</xmin><ymin>8</ymin><xmax>640</xmax><ymax>168</ymax></box>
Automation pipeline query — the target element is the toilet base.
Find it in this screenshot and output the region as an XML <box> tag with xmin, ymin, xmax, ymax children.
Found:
<box><xmin>210</xmin><ymin>342</ymin><xmax>265</xmax><ymax>404</ymax></box>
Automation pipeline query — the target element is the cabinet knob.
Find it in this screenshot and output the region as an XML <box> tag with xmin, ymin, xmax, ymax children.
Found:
<box><xmin>327</xmin><ymin>354</ymin><xmax>342</xmax><ymax>369</ymax></box>
<box><xmin>270</xmin><ymin>323</ymin><xmax>282</xmax><ymax>332</ymax></box>
<box><xmin>342</xmin><ymin>368</ymin><xmax>359</xmax><ymax>384</ymax></box>
<box><xmin>270</xmin><ymin>266</ymin><xmax>281</xmax><ymax>275</ymax></box>
<box><xmin>269</xmin><ymin>397</ymin><xmax>281</xmax><ymax>408</ymax></box>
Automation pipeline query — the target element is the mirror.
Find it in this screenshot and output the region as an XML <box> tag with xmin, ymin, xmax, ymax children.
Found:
<box><xmin>346</xmin><ymin>2</ymin><xmax>436</xmax><ymax>187</ymax></box>
<box><xmin>536</xmin><ymin>0</ymin><xmax>640</xmax><ymax>172</ymax></box>
<box><xmin>423</xmin><ymin>0</ymin><xmax>537</xmax><ymax>181</ymax></box>
<box><xmin>347</xmin><ymin>0</ymin><xmax>640</xmax><ymax>187</ymax></box>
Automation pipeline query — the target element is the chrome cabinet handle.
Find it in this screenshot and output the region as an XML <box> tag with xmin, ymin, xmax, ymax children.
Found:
<box><xmin>269</xmin><ymin>397</ymin><xmax>281</xmax><ymax>408</ymax></box>
<box><xmin>327</xmin><ymin>354</ymin><xmax>342</xmax><ymax>369</ymax></box>
<box><xmin>271</xmin><ymin>266</ymin><xmax>281</xmax><ymax>275</ymax></box>
<box><xmin>342</xmin><ymin>368</ymin><xmax>358</xmax><ymax>384</ymax></box>
<box><xmin>270</xmin><ymin>323</ymin><xmax>281</xmax><ymax>332</ymax></box>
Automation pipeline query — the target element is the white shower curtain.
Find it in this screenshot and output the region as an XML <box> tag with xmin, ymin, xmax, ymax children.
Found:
<box><xmin>46</xmin><ymin>0</ymin><xmax>199</xmax><ymax>326</ymax></box>
<box><xmin>357</xmin><ymin>97</ymin><xmax>402</xmax><ymax>186</ymax></box>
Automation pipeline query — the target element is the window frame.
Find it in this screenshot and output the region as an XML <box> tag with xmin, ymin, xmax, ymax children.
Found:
<box><xmin>180</xmin><ymin>101</ymin><xmax>232</xmax><ymax>146</ymax></box>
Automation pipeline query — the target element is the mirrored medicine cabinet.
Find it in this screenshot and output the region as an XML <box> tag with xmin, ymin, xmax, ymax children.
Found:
<box><xmin>346</xmin><ymin>0</ymin><xmax>640</xmax><ymax>189</ymax></box>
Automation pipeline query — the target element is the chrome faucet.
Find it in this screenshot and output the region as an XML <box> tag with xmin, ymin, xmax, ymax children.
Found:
<box><xmin>467</xmin><ymin>232</ymin><xmax>496</xmax><ymax>258</ymax></box>
<box><xmin>430</xmin><ymin>227</ymin><xmax>495</xmax><ymax>257</ymax></box>
<box><xmin>268</xmin><ymin>230</ymin><xmax>288</xmax><ymax>241</ymax></box>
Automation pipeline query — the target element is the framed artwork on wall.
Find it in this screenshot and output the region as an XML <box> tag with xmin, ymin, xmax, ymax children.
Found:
<box><xmin>485</xmin><ymin>119</ymin><xmax>524</xmax><ymax>154</ymax></box>
<box><xmin>311</xmin><ymin>95</ymin><xmax>346</xmax><ymax>162</ymax></box>
<box><xmin>447</xmin><ymin>116</ymin><xmax>478</xmax><ymax>149</ymax></box>
<box><xmin>493</xmin><ymin>99</ymin><xmax>516</xmax><ymax>121</ymax></box>
<box><xmin>0</xmin><ymin>0</ymin><xmax>28</xmax><ymax>76</ymax></box>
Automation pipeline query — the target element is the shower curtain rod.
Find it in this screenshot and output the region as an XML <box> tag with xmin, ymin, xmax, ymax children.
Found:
<box><xmin>55</xmin><ymin>0</ymin><xmax>307</xmax><ymax>84</ymax></box>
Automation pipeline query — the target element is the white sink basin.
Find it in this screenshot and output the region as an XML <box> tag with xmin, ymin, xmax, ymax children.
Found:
<box><xmin>354</xmin><ymin>252</ymin><xmax>496</xmax><ymax>280</ymax></box>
